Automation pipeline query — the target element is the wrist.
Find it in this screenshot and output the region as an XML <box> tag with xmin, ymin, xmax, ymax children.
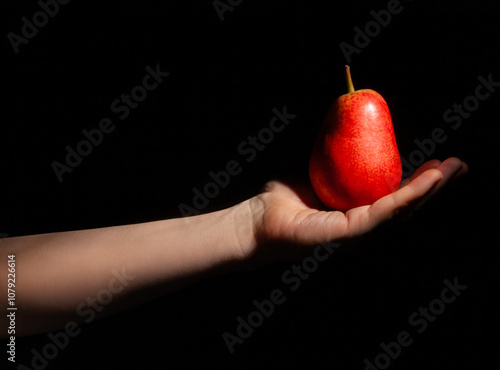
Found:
<box><xmin>227</xmin><ymin>196</ymin><xmax>264</xmax><ymax>263</ymax></box>
<box><xmin>174</xmin><ymin>196</ymin><xmax>263</xmax><ymax>273</ymax></box>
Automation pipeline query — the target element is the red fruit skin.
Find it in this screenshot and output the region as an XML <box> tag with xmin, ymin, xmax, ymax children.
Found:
<box><xmin>309</xmin><ymin>89</ymin><xmax>402</xmax><ymax>212</ymax></box>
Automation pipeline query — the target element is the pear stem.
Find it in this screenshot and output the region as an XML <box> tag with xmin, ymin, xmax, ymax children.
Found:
<box><xmin>345</xmin><ymin>65</ymin><xmax>355</xmax><ymax>93</ymax></box>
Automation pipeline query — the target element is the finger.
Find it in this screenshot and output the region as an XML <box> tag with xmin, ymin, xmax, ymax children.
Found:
<box><xmin>263</xmin><ymin>179</ymin><xmax>325</xmax><ymax>209</ymax></box>
<box><xmin>436</xmin><ymin>157</ymin><xmax>468</xmax><ymax>185</ymax></box>
<box><xmin>413</xmin><ymin>157</ymin><xmax>467</xmax><ymax>210</ymax></box>
<box><xmin>344</xmin><ymin>168</ymin><xmax>443</xmax><ymax>237</ymax></box>
<box><xmin>262</xmin><ymin>181</ymin><xmax>302</xmax><ymax>202</ymax></box>
<box><xmin>399</xmin><ymin>159</ymin><xmax>442</xmax><ymax>188</ymax></box>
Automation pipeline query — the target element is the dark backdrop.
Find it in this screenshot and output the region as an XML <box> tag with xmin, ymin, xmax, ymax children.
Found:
<box><xmin>1</xmin><ymin>0</ymin><xmax>499</xmax><ymax>369</ymax></box>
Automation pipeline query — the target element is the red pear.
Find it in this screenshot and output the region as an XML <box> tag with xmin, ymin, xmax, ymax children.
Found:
<box><xmin>309</xmin><ymin>66</ymin><xmax>402</xmax><ymax>212</ymax></box>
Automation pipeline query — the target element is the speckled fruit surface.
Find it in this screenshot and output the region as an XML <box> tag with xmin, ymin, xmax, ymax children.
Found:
<box><xmin>309</xmin><ymin>70</ymin><xmax>402</xmax><ymax>212</ymax></box>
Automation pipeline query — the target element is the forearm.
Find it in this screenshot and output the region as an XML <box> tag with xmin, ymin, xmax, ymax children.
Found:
<box><xmin>0</xmin><ymin>198</ymin><xmax>259</xmax><ymax>338</ymax></box>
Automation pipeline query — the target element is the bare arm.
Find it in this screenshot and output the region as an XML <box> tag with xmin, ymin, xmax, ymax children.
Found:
<box><xmin>0</xmin><ymin>157</ymin><xmax>467</xmax><ymax>338</ymax></box>
<box><xmin>0</xmin><ymin>200</ymin><xmax>258</xmax><ymax>338</ymax></box>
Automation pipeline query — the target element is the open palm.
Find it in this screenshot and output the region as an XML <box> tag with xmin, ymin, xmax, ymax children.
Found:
<box><xmin>252</xmin><ymin>158</ymin><xmax>467</xmax><ymax>260</ymax></box>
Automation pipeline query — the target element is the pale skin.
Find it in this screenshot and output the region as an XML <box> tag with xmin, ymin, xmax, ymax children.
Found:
<box><xmin>0</xmin><ymin>157</ymin><xmax>467</xmax><ymax>338</ymax></box>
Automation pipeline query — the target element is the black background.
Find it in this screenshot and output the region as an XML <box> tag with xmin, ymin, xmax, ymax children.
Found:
<box><xmin>1</xmin><ymin>0</ymin><xmax>499</xmax><ymax>369</ymax></box>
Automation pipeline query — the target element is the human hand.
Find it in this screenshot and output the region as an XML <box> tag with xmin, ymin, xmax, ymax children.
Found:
<box><xmin>245</xmin><ymin>157</ymin><xmax>468</xmax><ymax>264</ymax></box>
